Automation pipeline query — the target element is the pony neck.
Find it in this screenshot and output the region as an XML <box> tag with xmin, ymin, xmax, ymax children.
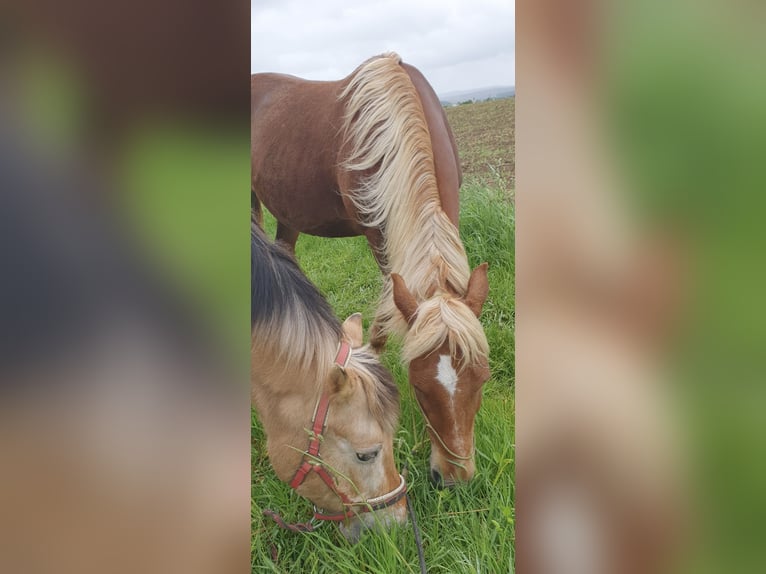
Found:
<box><xmin>251</xmin><ymin>342</ymin><xmax>332</xmax><ymax>481</ymax></box>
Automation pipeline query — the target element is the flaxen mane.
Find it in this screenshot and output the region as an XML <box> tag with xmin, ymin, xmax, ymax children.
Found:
<box><xmin>251</xmin><ymin>224</ymin><xmax>398</xmax><ymax>431</ymax></box>
<box><xmin>401</xmin><ymin>296</ymin><xmax>488</xmax><ymax>369</ymax></box>
<box><xmin>340</xmin><ymin>53</ymin><xmax>487</xmax><ymax>367</ymax></box>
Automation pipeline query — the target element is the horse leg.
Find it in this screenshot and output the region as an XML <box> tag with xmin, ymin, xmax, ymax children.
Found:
<box><xmin>275</xmin><ymin>222</ymin><xmax>300</xmax><ymax>254</ymax></box>
<box><xmin>251</xmin><ymin>193</ymin><xmax>264</xmax><ymax>229</ymax></box>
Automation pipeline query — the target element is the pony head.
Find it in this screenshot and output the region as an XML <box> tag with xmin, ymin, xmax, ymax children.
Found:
<box><xmin>256</xmin><ymin>314</ymin><xmax>406</xmax><ymax>541</ymax></box>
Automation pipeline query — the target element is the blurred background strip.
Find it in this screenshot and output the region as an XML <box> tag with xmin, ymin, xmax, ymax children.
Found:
<box><xmin>0</xmin><ymin>2</ymin><xmax>250</xmax><ymax>573</ymax></box>
<box><xmin>516</xmin><ymin>0</ymin><xmax>766</xmax><ymax>572</ymax></box>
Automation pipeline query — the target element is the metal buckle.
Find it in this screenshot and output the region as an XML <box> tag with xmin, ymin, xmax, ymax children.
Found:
<box><xmin>310</xmin><ymin>507</ymin><xmax>326</xmax><ymax>528</ymax></box>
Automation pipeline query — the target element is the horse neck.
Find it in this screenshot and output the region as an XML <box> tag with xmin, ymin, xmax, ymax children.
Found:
<box><xmin>397</xmin><ymin>196</ymin><xmax>468</xmax><ymax>286</ymax></box>
<box><xmin>338</xmin><ymin>54</ymin><xmax>471</xmax><ymax>333</ymax></box>
<box><xmin>372</xmin><ymin>195</ymin><xmax>471</xmax><ymax>340</ymax></box>
<box><xmin>340</xmin><ymin>60</ymin><xmax>470</xmax><ymax>300</ymax></box>
<box><xmin>251</xmin><ymin>335</ymin><xmax>331</xmax><ymax>450</ymax></box>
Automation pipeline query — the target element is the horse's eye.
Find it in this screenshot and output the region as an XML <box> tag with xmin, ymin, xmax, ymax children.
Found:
<box><xmin>355</xmin><ymin>447</ymin><xmax>381</xmax><ymax>463</ymax></box>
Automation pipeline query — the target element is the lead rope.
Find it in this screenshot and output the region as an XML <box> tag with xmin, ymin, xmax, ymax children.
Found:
<box><xmin>402</xmin><ymin>463</ymin><xmax>428</xmax><ymax>574</ymax></box>
<box><xmin>413</xmin><ymin>395</ymin><xmax>474</xmax><ymax>465</ymax></box>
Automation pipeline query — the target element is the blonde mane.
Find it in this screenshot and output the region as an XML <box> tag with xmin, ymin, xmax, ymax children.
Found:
<box><xmin>401</xmin><ymin>296</ymin><xmax>489</xmax><ymax>369</ymax></box>
<box><xmin>340</xmin><ymin>53</ymin><xmax>486</xmax><ymax>364</ymax></box>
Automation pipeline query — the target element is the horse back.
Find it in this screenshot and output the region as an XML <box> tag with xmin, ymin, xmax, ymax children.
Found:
<box><xmin>251</xmin><ymin>74</ymin><xmax>361</xmax><ymax>237</ymax></box>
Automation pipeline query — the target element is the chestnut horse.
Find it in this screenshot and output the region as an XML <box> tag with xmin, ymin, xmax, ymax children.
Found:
<box><xmin>252</xmin><ymin>53</ymin><xmax>490</xmax><ymax>485</ymax></box>
<box><xmin>251</xmin><ymin>224</ymin><xmax>406</xmax><ymax>541</ymax></box>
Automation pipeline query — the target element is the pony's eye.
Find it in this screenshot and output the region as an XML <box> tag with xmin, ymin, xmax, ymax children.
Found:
<box><xmin>355</xmin><ymin>447</ymin><xmax>381</xmax><ymax>463</ymax></box>
<box><xmin>356</xmin><ymin>451</ymin><xmax>377</xmax><ymax>462</ymax></box>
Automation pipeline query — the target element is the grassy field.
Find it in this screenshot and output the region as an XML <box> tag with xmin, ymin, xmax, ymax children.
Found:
<box><xmin>252</xmin><ymin>98</ymin><xmax>515</xmax><ymax>573</ymax></box>
<box><xmin>445</xmin><ymin>98</ymin><xmax>515</xmax><ymax>191</ymax></box>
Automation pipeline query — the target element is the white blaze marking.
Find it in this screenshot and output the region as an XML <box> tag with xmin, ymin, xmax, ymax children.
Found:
<box><xmin>436</xmin><ymin>355</ymin><xmax>458</xmax><ymax>396</ymax></box>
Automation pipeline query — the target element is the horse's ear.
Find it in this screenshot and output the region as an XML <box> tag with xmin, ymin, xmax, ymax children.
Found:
<box><xmin>342</xmin><ymin>313</ymin><xmax>364</xmax><ymax>348</ymax></box>
<box><xmin>392</xmin><ymin>273</ymin><xmax>418</xmax><ymax>325</ymax></box>
<box><xmin>465</xmin><ymin>263</ymin><xmax>489</xmax><ymax>317</ymax></box>
<box><xmin>329</xmin><ymin>365</ymin><xmax>354</xmax><ymax>398</ymax></box>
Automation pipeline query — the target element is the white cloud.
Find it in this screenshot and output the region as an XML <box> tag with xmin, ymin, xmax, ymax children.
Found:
<box><xmin>251</xmin><ymin>0</ymin><xmax>514</xmax><ymax>95</ymax></box>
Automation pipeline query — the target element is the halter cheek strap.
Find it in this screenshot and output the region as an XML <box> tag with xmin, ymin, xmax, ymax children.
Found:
<box><xmin>264</xmin><ymin>340</ymin><xmax>407</xmax><ymax>532</ymax></box>
<box><xmin>334</xmin><ymin>339</ymin><xmax>352</xmax><ymax>371</ymax></box>
<box><xmin>288</xmin><ymin>340</ymin><xmax>350</xmax><ymax>489</ymax></box>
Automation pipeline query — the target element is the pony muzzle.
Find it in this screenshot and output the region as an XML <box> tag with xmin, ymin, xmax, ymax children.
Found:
<box><xmin>335</xmin><ymin>475</ymin><xmax>408</xmax><ymax>542</ymax></box>
<box><xmin>339</xmin><ymin>502</ymin><xmax>405</xmax><ymax>542</ymax></box>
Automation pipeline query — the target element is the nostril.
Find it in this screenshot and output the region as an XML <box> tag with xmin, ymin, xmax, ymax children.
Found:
<box><xmin>430</xmin><ymin>468</ymin><xmax>443</xmax><ymax>487</ymax></box>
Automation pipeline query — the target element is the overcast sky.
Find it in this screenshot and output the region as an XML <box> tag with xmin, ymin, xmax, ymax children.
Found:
<box><xmin>251</xmin><ymin>0</ymin><xmax>514</xmax><ymax>96</ymax></box>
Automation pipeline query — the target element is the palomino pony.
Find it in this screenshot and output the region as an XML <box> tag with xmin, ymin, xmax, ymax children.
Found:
<box><xmin>252</xmin><ymin>53</ymin><xmax>490</xmax><ymax>485</ymax></box>
<box><xmin>251</xmin><ymin>224</ymin><xmax>406</xmax><ymax>541</ymax></box>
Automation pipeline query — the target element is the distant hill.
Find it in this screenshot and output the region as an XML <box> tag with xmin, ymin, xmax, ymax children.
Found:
<box><xmin>439</xmin><ymin>86</ymin><xmax>515</xmax><ymax>106</ymax></box>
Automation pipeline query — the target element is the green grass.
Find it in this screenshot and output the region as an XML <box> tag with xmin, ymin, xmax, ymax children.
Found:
<box><xmin>252</xmin><ymin>182</ymin><xmax>514</xmax><ymax>573</ymax></box>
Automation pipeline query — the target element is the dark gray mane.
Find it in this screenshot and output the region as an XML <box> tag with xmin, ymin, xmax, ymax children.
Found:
<box><xmin>251</xmin><ymin>223</ymin><xmax>341</xmax><ymax>339</ymax></box>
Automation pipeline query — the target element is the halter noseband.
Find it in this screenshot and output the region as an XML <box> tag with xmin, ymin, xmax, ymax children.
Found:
<box><xmin>264</xmin><ymin>340</ymin><xmax>407</xmax><ymax>533</ymax></box>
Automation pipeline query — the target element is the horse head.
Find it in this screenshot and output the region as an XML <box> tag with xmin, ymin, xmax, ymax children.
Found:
<box><xmin>391</xmin><ymin>263</ymin><xmax>491</xmax><ymax>485</ymax></box>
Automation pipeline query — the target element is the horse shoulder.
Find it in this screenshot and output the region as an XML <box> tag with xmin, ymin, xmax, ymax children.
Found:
<box><xmin>400</xmin><ymin>62</ymin><xmax>462</xmax><ymax>227</ymax></box>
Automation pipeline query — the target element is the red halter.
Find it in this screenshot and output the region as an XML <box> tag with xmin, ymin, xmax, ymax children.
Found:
<box><xmin>263</xmin><ymin>340</ymin><xmax>407</xmax><ymax>533</ymax></box>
